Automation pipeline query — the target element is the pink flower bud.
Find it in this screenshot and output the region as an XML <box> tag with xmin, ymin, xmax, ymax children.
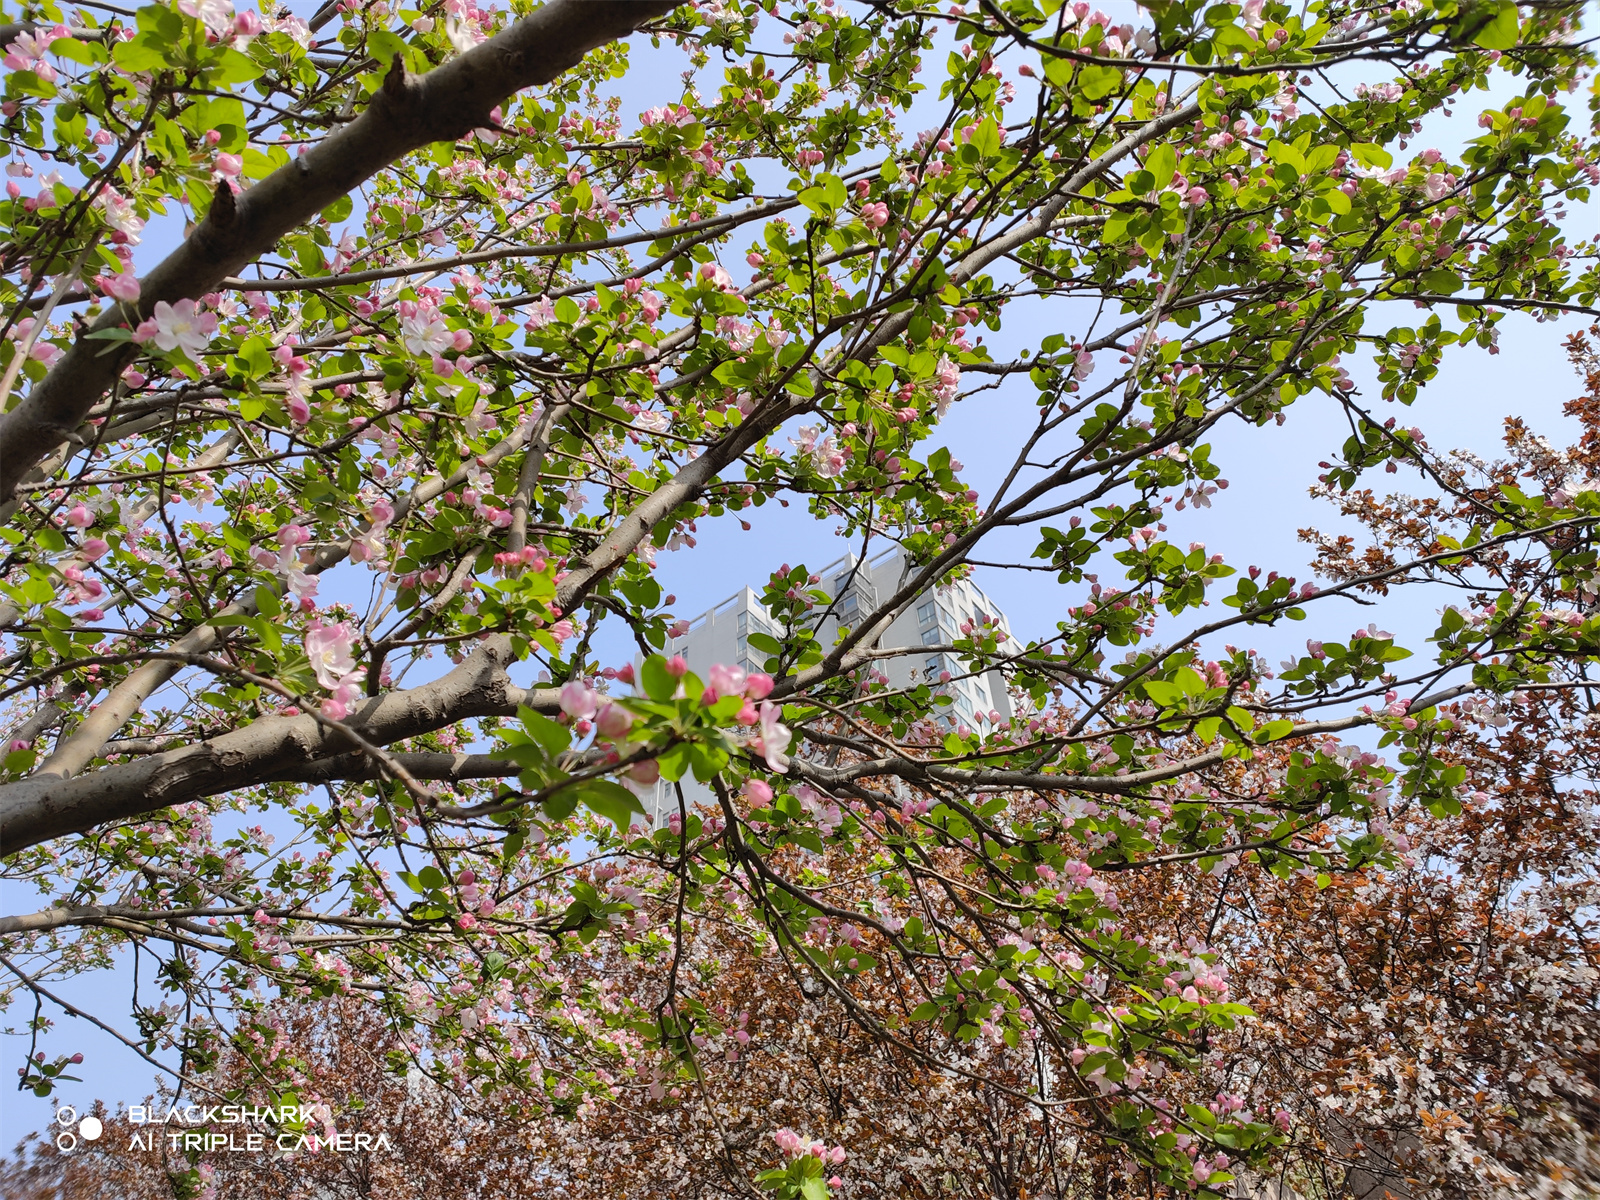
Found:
<box><xmin>559</xmin><ymin>680</ymin><xmax>599</xmax><ymax>721</ymax></box>
<box><xmin>745</xmin><ymin>673</ymin><xmax>775</xmax><ymax>699</ymax></box>
<box><xmin>664</xmin><ymin>655</ymin><xmax>688</xmax><ymax>678</ymax></box>
<box><xmin>98</xmin><ymin>271</ymin><xmax>141</xmax><ymax>303</ymax></box>
<box><xmin>595</xmin><ymin>702</ymin><xmax>633</xmax><ymax>739</ymax></box>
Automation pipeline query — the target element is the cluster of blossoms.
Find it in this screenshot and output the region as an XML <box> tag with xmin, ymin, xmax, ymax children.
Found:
<box><xmin>305</xmin><ymin>621</ymin><xmax>363</xmax><ymax>720</ymax></box>
<box><xmin>772</xmin><ymin>1128</ymin><xmax>847</xmax><ymax>1186</ymax></box>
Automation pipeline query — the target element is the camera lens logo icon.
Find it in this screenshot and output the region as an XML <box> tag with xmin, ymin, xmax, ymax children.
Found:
<box><xmin>53</xmin><ymin>1107</ymin><xmax>102</xmax><ymax>1153</ymax></box>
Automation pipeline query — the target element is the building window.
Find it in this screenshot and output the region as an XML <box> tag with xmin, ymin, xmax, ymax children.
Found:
<box><xmin>917</xmin><ymin>600</ymin><xmax>937</xmax><ymax>625</ymax></box>
<box><xmin>925</xmin><ymin>655</ymin><xmax>944</xmax><ymax>678</ymax></box>
<box><xmin>737</xmin><ymin>611</ymin><xmax>748</xmax><ymax>632</ymax></box>
<box><xmin>921</xmin><ymin>628</ymin><xmax>942</xmax><ymax>645</ymax></box>
<box><xmin>840</xmin><ymin>593</ymin><xmax>859</xmax><ymax>619</ymax></box>
<box><xmin>834</xmin><ymin>572</ymin><xmax>853</xmax><ymax>594</ymax></box>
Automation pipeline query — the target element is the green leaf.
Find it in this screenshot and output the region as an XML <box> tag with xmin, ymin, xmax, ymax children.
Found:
<box><xmin>1350</xmin><ymin>142</ymin><xmax>1393</xmax><ymax>170</ymax></box>
<box><xmin>519</xmin><ymin>707</ymin><xmax>571</xmax><ymax>758</ymax></box>
<box><xmin>1474</xmin><ymin>2</ymin><xmax>1519</xmax><ymax>50</ymax></box>
<box><xmin>211</xmin><ymin>47</ymin><xmax>262</xmax><ymax>84</ymax></box>
<box><xmin>112</xmin><ymin>36</ymin><xmax>170</xmax><ymax>73</ymax></box>
<box><xmin>1077</xmin><ymin>64</ymin><xmax>1123</xmax><ymax>100</ymax></box>
<box><xmin>52</xmin><ymin>37</ymin><xmax>102</xmax><ymax>65</ymax></box>
<box><xmin>1144</xmin><ymin>680</ymin><xmax>1182</xmax><ymax>706</ymax></box>
<box><xmin>968</xmin><ymin>118</ymin><xmax>1000</xmax><ymax>158</ymax></box>
<box><xmin>1144</xmin><ymin>143</ymin><xmax>1176</xmax><ymax>191</ymax></box>
<box><xmin>1422</xmin><ymin>268</ymin><xmax>1463</xmax><ymax>294</ymax></box>
<box><xmin>569</xmin><ymin>779</ymin><xmax>646</xmax><ymax>832</ymax></box>
<box><xmin>1042</xmin><ymin>55</ymin><xmax>1076</xmax><ymax>89</ymax></box>
<box><xmin>641</xmin><ymin>655</ymin><xmax>678</xmax><ymax>702</ymax></box>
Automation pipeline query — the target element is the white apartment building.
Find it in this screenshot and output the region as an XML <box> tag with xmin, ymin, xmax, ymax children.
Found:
<box><xmin>640</xmin><ymin>548</ymin><xmax>1015</xmax><ymax>823</ymax></box>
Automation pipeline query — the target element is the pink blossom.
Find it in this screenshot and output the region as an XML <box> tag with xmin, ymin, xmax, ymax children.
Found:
<box><xmin>98</xmin><ymin>272</ymin><xmax>141</xmax><ymax>303</ymax></box>
<box><xmin>708</xmin><ymin>662</ymin><xmax>747</xmax><ymax>699</ymax></box>
<box><xmin>399</xmin><ymin>300</ymin><xmax>453</xmax><ymax>356</ymax></box>
<box><xmin>286</xmin><ymin>570</ymin><xmax>319</xmax><ymax>600</ymax></box>
<box><xmin>178</xmin><ymin>0</ymin><xmax>237</xmax><ymax>37</ymax></box>
<box><xmin>745</xmin><ymin>672</ymin><xmax>775</xmax><ymax>700</ymax></box>
<box><xmin>595</xmin><ymin>702</ymin><xmax>633</xmax><ymax>739</ymax></box>
<box><xmin>3</xmin><ymin>29</ymin><xmax>61</xmax><ymax>82</ymax></box>
<box><xmin>136</xmin><ymin>299</ymin><xmax>218</xmax><ymax>357</ymax></box>
<box><xmin>559</xmin><ymin>680</ymin><xmax>599</xmax><ymax>720</ymax></box>
<box><xmin>305</xmin><ymin>621</ymin><xmax>358</xmax><ymax>689</ymax></box>
<box><xmin>80</xmin><ymin>537</ymin><xmax>109</xmax><ymax>561</ymax></box>
<box><xmin>698</xmin><ymin>262</ymin><xmax>735</xmax><ymax>291</ymax></box>
<box><xmin>321</xmin><ymin>676</ymin><xmax>361</xmax><ymax>721</ymax></box>
<box><xmin>95</xmin><ymin>189</ymin><xmax>144</xmax><ymax>244</ymax></box>
<box><xmin>743</xmin><ymin>779</ymin><xmax>773</xmax><ymax>803</ymax></box>
<box><xmin>627</xmin><ymin>758</ymin><xmax>660</xmax><ymax>784</ymax></box>
<box><xmin>65</xmin><ymin>504</ymin><xmax>93</xmax><ymax>528</ymax></box>
<box><xmin>753</xmin><ymin>701</ymin><xmax>792</xmax><ymax>773</ymax></box>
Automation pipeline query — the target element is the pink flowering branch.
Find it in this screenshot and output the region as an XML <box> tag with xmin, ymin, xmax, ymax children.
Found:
<box><xmin>0</xmin><ymin>0</ymin><xmax>676</xmax><ymax>497</ymax></box>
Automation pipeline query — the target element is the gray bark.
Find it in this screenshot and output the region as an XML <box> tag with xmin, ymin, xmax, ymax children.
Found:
<box><xmin>0</xmin><ymin>634</ymin><xmax>554</xmax><ymax>854</ymax></box>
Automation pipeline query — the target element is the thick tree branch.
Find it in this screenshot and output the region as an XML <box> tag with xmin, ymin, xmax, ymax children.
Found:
<box><xmin>0</xmin><ymin>634</ymin><xmax>554</xmax><ymax>854</ymax></box>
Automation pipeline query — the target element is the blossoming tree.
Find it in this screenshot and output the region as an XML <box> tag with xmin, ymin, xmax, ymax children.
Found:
<box><xmin>1</xmin><ymin>0</ymin><xmax>1597</xmax><ymax>1194</ymax></box>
